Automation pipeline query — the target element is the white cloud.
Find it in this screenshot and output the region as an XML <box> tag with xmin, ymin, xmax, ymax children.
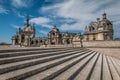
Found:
<box><xmin>40</xmin><ymin>0</ymin><xmax>120</xmax><ymax>38</ymax></box>
<box><xmin>11</xmin><ymin>24</ymin><xmax>20</xmax><ymax>29</ymax></box>
<box><xmin>0</xmin><ymin>6</ymin><xmax>9</xmax><ymax>14</ymax></box>
<box><xmin>12</xmin><ymin>0</ymin><xmax>26</xmax><ymax>8</ymax></box>
<box><xmin>44</xmin><ymin>0</ymin><xmax>66</xmax><ymax>3</ymax></box>
<box><xmin>39</xmin><ymin>30</ymin><xmax>48</xmax><ymax>35</ymax></box>
<box><xmin>11</xmin><ymin>0</ymin><xmax>33</xmax><ymax>8</ymax></box>
<box><xmin>30</xmin><ymin>17</ymin><xmax>52</xmax><ymax>29</ymax></box>
<box><xmin>60</xmin><ymin>21</ymin><xmax>86</xmax><ymax>31</ymax></box>
<box><xmin>12</xmin><ymin>9</ymin><xmax>25</xmax><ymax>18</ymax></box>
<box><xmin>105</xmin><ymin>1</ymin><xmax>120</xmax><ymax>24</ymax></box>
<box><xmin>40</xmin><ymin>24</ymin><xmax>52</xmax><ymax>29</ymax></box>
<box><xmin>30</xmin><ymin>17</ymin><xmax>50</xmax><ymax>24</ymax></box>
<box><xmin>40</xmin><ymin>0</ymin><xmax>118</xmax><ymax>30</ymax></box>
<box><xmin>17</xmin><ymin>12</ymin><xmax>24</xmax><ymax>18</ymax></box>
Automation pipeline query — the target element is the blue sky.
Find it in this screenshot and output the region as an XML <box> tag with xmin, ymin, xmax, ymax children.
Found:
<box><xmin>0</xmin><ymin>0</ymin><xmax>120</xmax><ymax>43</ymax></box>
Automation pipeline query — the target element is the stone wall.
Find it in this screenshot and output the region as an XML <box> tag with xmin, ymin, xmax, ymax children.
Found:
<box><xmin>83</xmin><ymin>40</ymin><xmax>120</xmax><ymax>48</ymax></box>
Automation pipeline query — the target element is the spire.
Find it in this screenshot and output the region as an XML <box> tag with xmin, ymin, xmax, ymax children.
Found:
<box><xmin>102</xmin><ymin>12</ymin><xmax>107</xmax><ymax>19</ymax></box>
<box><xmin>85</xmin><ymin>26</ymin><xmax>87</xmax><ymax>31</ymax></box>
<box><xmin>26</xmin><ymin>15</ymin><xmax>29</xmax><ymax>27</ymax></box>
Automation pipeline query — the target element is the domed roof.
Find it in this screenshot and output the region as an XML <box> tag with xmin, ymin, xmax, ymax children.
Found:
<box><xmin>101</xmin><ymin>19</ymin><xmax>112</xmax><ymax>24</ymax></box>
<box><xmin>51</xmin><ymin>25</ymin><xmax>59</xmax><ymax>32</ymax></box>
<box><xmin>22</xmin><ymin>26</ymin><xmax>33</xmax><ymax>31</ymax></box>
<box><xmin>21</xmin><ymin>15</ymin><xmax>34</xmax><ymax>32</ymax></box>
<box><xmin>89</xmin><ymin>22</ymin><xmax>98</xmax><ymax>27</ymax></box>
<box><xmin>100</xmin><ymin>12</ymin><xmax>112</xmax><ymax>25</ymax></box>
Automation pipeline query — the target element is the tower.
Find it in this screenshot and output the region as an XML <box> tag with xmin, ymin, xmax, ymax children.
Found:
<box><xmin>97</xmin><ymin>12</ymin><xmax>113</xmax><ymax>40</ymax></box>
<box><xmin>48</xmin><ymin>25</ymin><xmax>61</xmax><ymax>45</ymax></box>
<box><xmin>12</xmin><ymin>15</ymin><xmax>35</xmax><ymax>46</ymax></box>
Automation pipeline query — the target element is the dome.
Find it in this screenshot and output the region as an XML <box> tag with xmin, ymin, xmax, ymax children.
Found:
<box><xmin>23</xmin><ymin>26</ymin><xmax>33</xmax><ymax>31</ymax></box>
<box><xmin>51</xmin><ymin>25</ymin><xmax>59</xmax><ymax>32</ymax></box>
<box><xmin>21</xmin><ymin>15</ymin><xmax>34</xmax><ymax>32</ymax></box>
<box><xmin>101</xmin><ymin>19</ymin><xmax>112</xmax><ymax>25</ymax></box>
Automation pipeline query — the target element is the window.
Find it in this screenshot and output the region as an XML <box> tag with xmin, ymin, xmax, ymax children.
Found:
<box><xmin>92</xmin><ymin>27</ymin><xmax>95</xmax><ymax>31</ymax></box>
<box><xmin>21</xmin><ymin>34</ymin><xmax>25</xmax><ymax>42</ymax></box>
<box><xmin>36</xmin><ymin>40</ymin><xmax>38</xmax><ymax>44</ymax></box>
<box><xmin>31</xmin><ymin>41</ymin><xmax>34</xmax><ymax>44</ymax></box>
<box><xmin>52</xmin><ymin>33</ymin><xmax>55</xmax><ymax>36</ymax></box>
<box><xmin>40</xmin><ymin>40</ymin><xmax>42</xmax><ymax>43</ymax></box>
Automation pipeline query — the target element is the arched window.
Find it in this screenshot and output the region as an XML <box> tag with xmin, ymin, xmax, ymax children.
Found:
<box><xmin>21</xmin><ymin>34</ymin><xmax>25</xmax><ymax>42</ymax></box>
<box><xmin>15</xmin><ymin>38</ymin><xmax>19</xmax><ymax>44</ymax></box>
<box><xmin>31</xmin><ymin>40</ymin><xmax>34</xmax><ymax>44</ymax></box>
<box><xmin>40</xmin><ymin>40</ymin><xmax>42</xmax><ymax>43</ymax></box>
<box><xmin>66</xmin><ymin>39</ymin><xmax>70</xmax><ymax>44</ymax></box>
<box><xmin>52</xmin><ymin>32</ymin><xmax>55</xmax><ymax>36</ymax></box>
<box><xmin>89</xmin><ymin>26</ymin><xmax>94</xmax><ymax>32</ymax></box>
<box><xmin>36</xmin><ymin>40</ymin><xmax>38</xmax><ymax>44</ymax></box>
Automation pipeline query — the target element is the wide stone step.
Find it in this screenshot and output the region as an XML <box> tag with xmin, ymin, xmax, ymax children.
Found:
<box><xmin>87</xmin><ymin>54</ymin><xmax>103</xmax><ymax>80</ymax></box>
<box><xmin>0</xmin><ymin>49</ymin><xmax>90</xmax><ymax>75</ymax></box>
<box><xmin>113</xmin><ymin>58</ymin><xmax>120</xmax><ymax>67</ymax></box>
<box><xmin>69</xmin><ymin>52</ymin><xmax>99</xmax><ymax>80</ymax></box>
<box><xmin>0</xmin><ymin>48</ymin><xmax>50</xmax><ymax>53</ymax></box>
<box><xmin>110</xmin><ymin>57</ymin><xmax>120</xmax><ymax>76</ymax></box>
<box><xmin>102</xmin><ymin>55</ymin><xmax>112</xmax><ymax>80</ymax></box>
<box><xmin>0</xmin><ymin>49</ymin><xmax>91</xmax><ymax>80</ymax></box>
<box><xmin>32</xmin><ymin>52</ymin><xmax>95</xmax><ymax>80</ymax></box>
<box><xmin>0</xmin><ymin>49</ymin><xmax>84</xmax><ymax>65</ymax></box>
<box><xmin>0</xmin><ymin>48</ymin><xmax>120</xmax><ymax>80</ymax></box>
<box><xmin>36</xmin><ymin>52</ymin><xmax>96</xmax><ymax>80</ymax></box>
<box><xmin>51</xmin><ymin>52</ymin><xmax>96</xmax><ymax>80</ymax></box>
<box><xmin>0</xmin><ymin>48</ymin><xmax>75</xmax><ymax>58</ymax></box>
<box><xmin>0</xmin><ymin>47</ymin><xmax>70</xmax><ymax>53</ymax></box>
<box><xmin>106</xmin><ymin>56</ymin><xmax>120</xmax><ymax>80</ymax></box>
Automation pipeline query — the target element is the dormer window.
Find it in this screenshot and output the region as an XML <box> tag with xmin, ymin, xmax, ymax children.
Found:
<box><xmin>92</xmin><ymin>27</ymin><xmax>95</xmax><ymax>31</ymax></box>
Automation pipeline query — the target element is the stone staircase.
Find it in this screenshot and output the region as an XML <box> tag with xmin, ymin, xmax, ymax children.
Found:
<box><xmin>0</xmin><ymin>48</ymin><xmax>120</xmax><ymax>80</ymax></box>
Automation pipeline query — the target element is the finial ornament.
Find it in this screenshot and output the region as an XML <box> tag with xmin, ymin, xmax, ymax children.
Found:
<box><xmin>26</xmin><ymin>15</ymin><xmax>29</xmax><ymax>27</ymax></box>
<box><xmin>102</xmin><ymin>11</ymin><xmax>107</xmax><ymax>19</ymax></box>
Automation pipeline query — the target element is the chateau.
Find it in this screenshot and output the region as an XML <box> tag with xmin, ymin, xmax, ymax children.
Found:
<box><xmin>83</xmin><ymin>12</ymin><xmax>113</xmax><ymax>41</ymax></box>
<box><xmin>12</xmin><ymin>12</ymin><xmax>113</xmax><ymax>47</ymax></box>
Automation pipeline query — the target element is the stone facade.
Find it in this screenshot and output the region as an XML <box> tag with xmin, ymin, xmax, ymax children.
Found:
<box><xmin>83</xmin><ymin>12</ymin><xmax>113</xmax><ymax>41</ymax></box>
<box><xmin>12</xmin><ymin>16</ymin><xmax>35</xmax><ymax>46</ymax></box>
<box><xmin>12</xmin><ymin>13</ymin><xmax>114</xmax><ymax>47</ymax></box>
<box><xmin>12</xmin><ymin>16</ymin><xmax>80</xmax><ymax>46</ymax></box>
